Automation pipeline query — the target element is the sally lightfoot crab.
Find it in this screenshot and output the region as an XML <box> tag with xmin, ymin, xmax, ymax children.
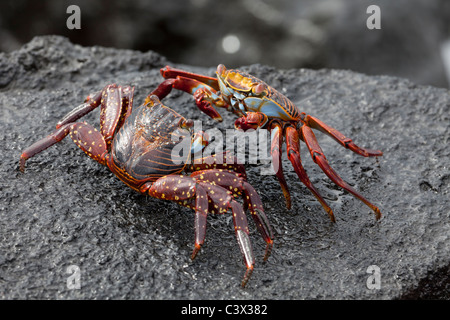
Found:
<box><xmin>151</xmin><ymin>64</ymin><xmax>383</xmax><ymax>222</ymax></box>
<box><xmin>19</xmin><ymin>85</ymin><xmax>273</xmax><ymax>287</ymax></box>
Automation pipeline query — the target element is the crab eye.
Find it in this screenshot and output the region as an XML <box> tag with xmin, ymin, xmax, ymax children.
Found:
<box><xmin>217</xmin><ymin>64</ymin><xmax>227</xmax><ymax>77</ymax></box>
<box><xmin>146</xmin><ymin>94</ymin><xmax>162</xmax><ymax>106</ymax></box>
<box><xmin>252</xmin><ymin>83</ymin><xmax>267</xmax><ymax>96</ymax></box>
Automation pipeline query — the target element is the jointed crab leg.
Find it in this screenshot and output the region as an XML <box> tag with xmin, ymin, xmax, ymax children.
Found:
<box><xmin>192</xmin><ymin>185</ymin><xmax>209</xmax><ymax>260</ymax></box>
<box><xmin>150</xmin><ymin>72</ymin><xmax>225</xmax><ymax>122</ymax></box>
<box><xmin>55</xmin><ymin>91</ymin><xmax>102</xmax><ymax>129</ymax></box>
<box><xmin>19</xmin><ymin>122</ymin><xmax>108</xmax><ymax>171</ymax></box>
<box><xmin>187</xmin><ymin>152</ymin><xmax>247</xmax><ymax>180</ymax></box>
<box><xmin>160</xmin><ymin>66</ymin><xmax>220</xmax><ymax>91</ymax></box>
<box><xmin>234</xmin><ymin>111</ymin><xmax>381</xmax><ymax>220</ymax></box>
<box><xmin>301</xmin><ymin>114</ymin><xmax>383</xmax><ymax>157</ymax></box>
<box><xmin>20</xmin><ymin>84</ymin><xmax>133</xmax><ymax>172</ymax></box>
<box><xmin>190</xmin><ymin>169</ymin><xmax>274</xmax><ymax>261</ymax></box>
<box><xmin>300</xmin><ymin>125</ymin><xmax>382</xmax><ymax>220</ymax></box>
<box><xmin>270</xmin><ymin>121</ymin><xmax>291</xmax><ymax>209</ymax></box>
<box><xmin>146</xmin><ymin>173</ymin><xmax>258</xmax><ymax>287</ymax></box>
<box><xmin>285</xmin><ymin>125</ymin><xmax>335</xmax><ymax>222</ymax></box>
<box><xmin>55</xmin><ymin>85</ymin><xmax>135</xmax><ymax>138</ymax></box>
<box><xmin>20</xmin><ymin>124</ymin><xmax>71</xmax><ymax>172</ymax></box>
<box><xmin>241</xmin><ymin>181</ymin><xmax>273</xmax><ymax>261</ymax></box>
<box><xmin>229</xmin><ymin>200</ymin><xmax>255</xmax><ymax>287</ymax></box>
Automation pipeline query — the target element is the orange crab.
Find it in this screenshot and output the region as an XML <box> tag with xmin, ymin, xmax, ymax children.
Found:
<box><xmin>150</xmin><ymin>64</ymin><xmax>383</xmax><ymax>222</ymax></box>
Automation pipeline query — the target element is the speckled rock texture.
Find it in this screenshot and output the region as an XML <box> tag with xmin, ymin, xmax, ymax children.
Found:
<box><xmin>1</xmin><ymin>36</ymin><xmax>448</xmax><ymax>299</ymax></box>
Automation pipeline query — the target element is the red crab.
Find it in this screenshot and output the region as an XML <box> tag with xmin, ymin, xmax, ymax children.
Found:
<box><xmin>150</xmin><ymin>64</ymin><xmax>383</xmax><ymax>222</ymax></box>
<box><xmin>19</xmin><ymin>85</ymin><xmax>274</xmax><ymax>287</ymax></box>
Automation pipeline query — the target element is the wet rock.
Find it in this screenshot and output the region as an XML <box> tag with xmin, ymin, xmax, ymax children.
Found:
<box><xmin>0</xmin><ymin>36</ymin><xmax>448</xmax><ymax>299</ymax></box>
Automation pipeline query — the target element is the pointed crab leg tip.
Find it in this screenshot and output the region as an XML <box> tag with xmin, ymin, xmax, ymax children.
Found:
<box><xmin>285</xmin><ymin>201</ymin><xmax>292</xmax><ymax>210</ymax></box>
<box><xmin>241</xmin><ymin>266</ymin><xmax>254</xmax><ymax>288</ymax></box>
<box><xmin>327</xmin><ymin>209</ymin><xmax>336</xmax><ymax>223</ymax></box>
<box><xmin>191</xmin><ymin>244</ymin><xmax>202</xmax><ymax>260</ymax></box>
<box><xmin>374</xmin><ymin>209</ymin><xmax>382</xmax><ymax>220</ymax></box>
<box><xmin>19</xmin><ymin>155</ymin><xmax>28</xmax><ymax>173</ymax></box>
<box><xmin>263</xmin><ymin>242</ymin><xmax>274</xmax><ymax>262</ymax></box>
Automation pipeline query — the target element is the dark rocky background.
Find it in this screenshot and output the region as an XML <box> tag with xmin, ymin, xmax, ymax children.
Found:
<box><xmin>0</xmin><ymin>0</ymin><xmax>450</xmax><ymax>88</ymax></box>
<box><xmin>0</xmin><ymin>0</ymin><xmax>449</xmax><ymax>301</ymax></box>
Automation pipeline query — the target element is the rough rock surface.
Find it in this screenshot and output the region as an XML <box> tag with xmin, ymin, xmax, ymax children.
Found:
<box><xmin>0</xmin><ymin>36</ymin><xmax>449</xmax><ymax>299</ymax></box>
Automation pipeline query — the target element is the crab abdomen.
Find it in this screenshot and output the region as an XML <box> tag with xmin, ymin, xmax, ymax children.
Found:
<box><xmin>109</xmin><ymin>102</ymin><xmax>191</xmax><ymax>188</ymax></box>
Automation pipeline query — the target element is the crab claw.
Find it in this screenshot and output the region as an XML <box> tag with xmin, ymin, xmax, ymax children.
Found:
<box><xmin>235</xmin><ymin>112</ymin><xmax>269</xmax><ymax>131</ymax></box>
<box><xmin>193</xmin><ymin>89</ymin><xmax>223</xmax><ymax>122</ymax></box>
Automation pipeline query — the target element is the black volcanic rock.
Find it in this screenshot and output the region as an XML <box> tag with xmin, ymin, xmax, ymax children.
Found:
<box><xmin>0</xmin><ymin>36</ymin><xmax>448</xmax><ymax>300</ymax></box>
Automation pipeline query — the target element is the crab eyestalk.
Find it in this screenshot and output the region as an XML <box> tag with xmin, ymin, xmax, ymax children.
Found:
<box><xmin>216</xmin><ymin>64</ymin><xmax>227</xmax><ymax>78</ymax></box>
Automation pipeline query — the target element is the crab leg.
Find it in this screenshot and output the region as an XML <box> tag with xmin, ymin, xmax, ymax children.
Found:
<box><xmin>20</xmin><ymin>122</ymin><xmax>108</xmax><ymax>172</ymax></box>
<box><xmin>192</xmin><ymin>186</ymin><xmax>209</xmax><ymax>260</ymax></box>
<box><xmin>20</xmin><ymin>85</ymin><xmax>134</xmax><ymax>172</ymax></box>
<box><xmin>20</xmin><ymin>124</ymin><xmax>72</xmax><ymax>172</ymax></box>
<box><xmin>270</xmin><ymin>121</ymin><xmax>292</xmax><ymax>210</ymax></box>
<box><xmin>146</xmin><ymin>176</ymin><xmax>211</xmax><ymax>260</ymax></box>
<box><xmin>285</xmin><ymin>126</ymin><xmax>335</xmax><ymax>222</ymax></box>
<box><xmin>160</xmin><ymin>66</ymin><xmax>220</xmax><ymax>91</ymax></box>
<box><xmin>234</xmin><ymin>113</ymin><xmax>292</xmax><ymax>209</ymax></box>
<box><xmin>146</xmin><ymin>174</ymin><xmax>257</xmax><ymax>287</ymax></box>
<box><xmin>302</xmin><ymin>114</ymin><xmax>383</xmax><ymax>157</ymax></box>
<box><xmin>241</xmin><ymin>181</ymin><xmax>274</xmax><ymax>261</ymax></box>
<box><xmin>199</xmin><ymin>181</ymin><xmax>256</xmax><ymax>287</ymax></box>
<box><xmin>188</xmin><ymin>152</ymin><xmax>247</xmax><ymax>179</ymax></box>
<box><xmin>55</xmin><ymin>85</ymin><xmax>135</xmax><ymax>135</ymax></box>
<box><xmin>66</xmin><ymin>122</ymin><xmax>108</xmax><ymax>164</ymax></box>
<box><xmin>56</xmin><ymin>91</ymin><xmax>102</xmax><ymax>129</ymax></box>
<box><xmin>300</xmin><ymin>125</ymin><xmax>382</xmax><ymax>220</ymax></box>
<box><xmin>191</xmin><ymin>169</ymin><xmax>274</xmax><ymax>261</ymax></box>
<box><xmin>98</xmin><ymin>84</ymin><xmax>134</xmax><ymax>147</ymax></box>
<box><xmin>150</xmin><ymin>76</ymin><xmax>225</xmax><ymax>121</ymax></box>
<box><xmin>229</xmin><ymin>200</ymin><xmax>255</xmax><ymax>287</ymax></box>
